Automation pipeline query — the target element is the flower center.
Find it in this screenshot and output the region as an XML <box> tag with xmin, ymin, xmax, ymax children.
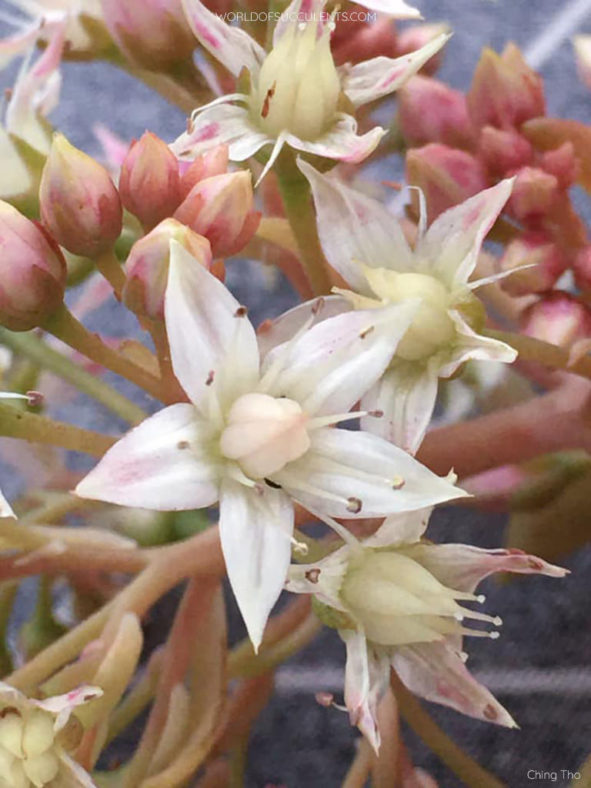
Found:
<box><xmin>340</xmin><ymin>550</ymin><xmax>500</xmax><ymax>646</ymax></box>
<box><xmin>219</xmin><ymin>392</ymin><xmax>311</xmax><ymax>479</ymax></box>
<box><xmin>0</xmin><ymin>707</ymin><xmax>60</xmax><ymax>787</ymax></box>
<box><xmin>362</xmin><ymin>269</ymin><xmax>456</xmax><ymax>361</ymax></box>
<box><xmin>250</xmin><ymin>20</ymin><xmax>341</xmax><ymax>140</ymax></box>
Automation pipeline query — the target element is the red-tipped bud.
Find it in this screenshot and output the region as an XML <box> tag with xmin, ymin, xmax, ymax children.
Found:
<box><xmin>174</xmin><ymin>171</ymin><xmax>260</xmax><ymax>258</ymax></box>
<box><xmin>521</xmin><ymin>292</ymin><xmax>591</xmax><ymax>348</ymax></box>
<box><xmin>573</xmin><ymin>246</ymin><xmax>591</xmax><ymax>292</ymax></box>
<box><xmin>540</xmin><ymin>142</ymin><xmax>579</xmax><ymax>190</ymax></box>
<box><xmin>478</xmin><ymin>127</ymin><xmax>533</xmax><ymax>175</ymax></box>
<box><xmin>499</xmin><ymin>233</ymin><xmax>568</xmax><ymax>296</ymax></box>
<box><xmin>467</xmin><ymin>44</ymin><xmax>545</xmax><ymax>131</ymax></box>
<box><xmin>119</xmin><ymin>132</ymin><xmax>181</xmax><ymax>230</ymax></box>
<box><xmin>507</xmin><ymin>167</ymin><xmax>559</xmax><ymax>222</ymax></box>
<box><xmin>397</xmin><ymin>24</ymin><xmax>449</xmax><ymax>76</ymax></box>
<box><xmin>123</xmin><ymin>219</ymin><xmax>211</xmax><ymax>320</ymax></box>
<box><xmin>99</xmin><ymin>0</ymin><xmax>196</xmax><ymax>70</ymax></box>
<box><xmin>0</xmin><ymin>201</ymin><xmax>66</xmax><ymax>331</ymax></box>
<box><xmin>179</xmin><ymin>146</ymin><xmax>230</xmax><ymax>200</ymax></box>
<box><xmin>398</xmin><ymin>76</ymin><xmax>475</xmax><ymax>149</ymax></box>
<box><xmin>39</xmin><ymin>134</ymin><xmax>122</xmax><ymax>257</ymax></box>
<box><xmin>406</xmin><ymin>143</ymin><xmax>488</xmax><ymax>222</ymax></box>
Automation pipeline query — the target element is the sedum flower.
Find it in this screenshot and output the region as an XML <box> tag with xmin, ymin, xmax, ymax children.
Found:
<box><xmin>172</xmin><ymin>0</ymin><xmax>448</xmax><ymax>182</ymax></box>
<box><xmin>292</xmin><ymin>161</ymin><xmax>518</xmax><ymax>454</ymax></box>
<box><xmin>75</xmin><ymin>242</ymin><xmax>465</xmax><ymax>647</ymax></box>
<box><xmin>287</xmin><ymin>509</ymin><xmax>567</xmax><ymax>750</ymax></box>
<box><xmin>0</xmin><ymin>682</ymin><xmax>102</xmax><ymax>787</ymax></box>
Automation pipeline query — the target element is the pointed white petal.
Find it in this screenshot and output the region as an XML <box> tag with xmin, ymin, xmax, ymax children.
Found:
<box><xmin>35</xmin><ymin>686</ymin><xmax>102</xmax><ymax>732</ymax></box>
<box><xmin>438</xmin><ymin>313</ymin><xmax>517</xmax><ymax>378</ymax></box>
<box><xmin>166</xmin><ymin>242</ymin><xmax>260</xmax><ymax>410</ymax></box>
<box><xmin>352</xmin><ymin>0</ymin><xmax>421</xmax><ymax>17</ymax></box>
<box><xmin>219</xmin><ymin>481</ymin><xmax>294</xmax><ymax>650</ymax></box>
<box><xmin>75</xmin><ymin>405</ymin><xmax>220</xmax><ymax>510</ymax></box>
<box><xmin>0</xmin><ymin>488</ymin><xmax>15</xmax><ymax>519</ymax></box>
<box><xmin>298</xmin><ymin>159</ymin><xmax>412</xmax><ymax>293</ymax></box>
<box><xmin>360</xmin><ymin>363</ymin><xmax>439</xmax><ymax>455</ymax></box>
<box><xmin>264</xmin><ymin>302</ymin><xmax>419</xmax><ymax>416</ymax></box>
<box><xmin>341</xmin><ymin>34</ymin><xmax>450</xmax><ymax>108</ymax></box>
<box><xmin>181</xmin><ymin>0</ymin><xmax>265</xmax><ymax>76</ymax></box>
<box><xmin>392</xmin><ymin>641</ymin><xmax>517</xmax><ymax>727</ymax></box>
<box><xmin>57</xmin><ymin>753</ymin><xmax>97</xmax><ymax>787</ymax></box>
<box><xmin>364</xmin><ymin>508</ymin><xmax>433</xmax><ymax>547</ymax></box>
<box><xmin>276</xmin><ymin>428</ymin><xmax>466</xmax><ymax>519</ymax></box>
<box><xmin>287</xmin><ymin>116</ymin><xmax>385</xmax><ymax>167</ymax></box>
<box><xmin>416</xmin><ymin>179</ymin><xmax>514</xmax><ymax>286</ymax></box>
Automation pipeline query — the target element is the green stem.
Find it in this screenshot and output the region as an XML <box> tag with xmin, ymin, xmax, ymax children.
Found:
<box><xmin>0</xmin><ymin>328</ymin><xmax>146</xmax><ymax>425</ymax></box>
<box><xmin>275</xmin><ymin>155</ymin><xmax>333</xmax><ymax>296</ymax></box>
<box><xmin>43</xmin><ymin>305</ymin><xmax>166</xmax><ymax>401</ymax></box>
<box><xmin>0</xmin><ymin>402</ymin><xmax>115</xmax><ymax>456</ymax></box>
<box><xmin>486</xmin><ymin>329</ymin><xmax>591</xmax><ymax>381</ymax></box>
<box><xmin>95</xmin><ymin>249</ymin><xmax>126</xmax><ymax>299</ymax></box>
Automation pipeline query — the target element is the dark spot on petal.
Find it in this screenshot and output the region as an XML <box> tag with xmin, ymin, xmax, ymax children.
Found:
<box><xmin>264</xmin><ymin>478</ymin><xmax>282</xmax><ymax>489</ymax></box>
<box><xmin>305</xmin><ymin>568</ymin><xmax>321</xmax><ymax>583</ymax></box>
<box><xmin>483</xmin><ymin>704</ymin><xmax>498</xmax><ymax>721</ymax></box>
<box><xmin>205</xmin><ymin>370</ymin><xmax>215</xmax><ymax>386</ymax></box>
<box><xmin>359</xmin><ymin>326</ymin><xmax>374</xmax><ymax>339</ymax></box>
<box><xmin>346</xmin><ymin>497</ymin><xmax>362</xmax><ymax>513</ymax></box>
<box><xmin>261</xmin><ymin>81</ymin><xmax>276</xmax><ymax>119</ymax></box>
<box><xmin>234</xmin><ymin>305</ymin><xmax>248</xmax><ymax>318</ymax></box>
<box><xmin>177</xmin><ymin>440</ymin><xmax>190</xmax><ymax>450</ymax></box>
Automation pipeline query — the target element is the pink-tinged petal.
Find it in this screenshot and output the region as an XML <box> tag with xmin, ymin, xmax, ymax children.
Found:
<box><xmin>75</xmin><ymin>404</ymin><xmax>220</xmax><ymax>511</ymax></box>
<box><xmin>340</xmin><ymin>34</ymin><xmax>450</xmax><ymax>108</ymax></box>
<box><xmin>352</xmin><ymin>0</ymin><xmax>421</xmax><ymax>17</ymax></box>
<box><xmin>264</xmin><ymin>302</ymin><xmax>419</xmax><ymax>416</ymax></box>
<box><xmin>404</xmin><ymin>543</ymin><xmax>567</xmax><ymax>594</ymax></box>
<box><xmin>58</xmin><ymin>753</ymin><xmax>97</xmax><ymax>787</ymax></box>
<box><xmin>416</xmin><ymin>179</ymin><xmax>514</xmax><ymax>286</ymax></box>
<box><xmin>438</xmin><ymin>312</ymin><xmax>517</xmax><ymax>378</ymax></box>
<box><xmin>392</xmin><ymin>641</ymin><xmax>517</xmax><ymax>727</ymax></box>
<box><xmin>275</xmin><ymin>428</ymin><xmax>466</xmax><ymax>519</ymax></box>
<box><xmin>219</xmin><ymin>480</ymin><xmax>294</xmax><ymax>649</ymax></box>
<box><xmin>342</xmin><ymin>630</ymin><xmax>390</xmax><ymax>752</ymax></box>
<box><xmin>364</xmin><ymin>508</ymin><xmax>433</xmax><ymax>547</ymax></box>
<box><xmin>361</xmin><ymin>363</ymin><xmax>439</xmax><ymax>455</ymax></box>
<box><xmin>181</xmin><ymin>0</ymin><xmax>265</xmax><ymax>76</ymax></box>
<box><xmin>0</xmin><ymin>24</ymin><xmax>45</xmax><ymax>69</ymax></box>
<box><xmin>257</xmin><ymin>295</ymin><xmax>350</xmax><ymax>358</ymax></box>
<box><xmin>289</xmin><ymin>115</ymin><xmax>385</xmax><ymax>167</ymax></box>
<box><xmin>298</xmin><ymin>159</ymin><xmax>412</xmax><ymax>293</ymax></box>
<box><xmin>166</xmin><ymin>242</ymin><xmax>260</xmax><ymax>410</ymax></box>
<box><xmin>0</xmin><ymin>488</ymin><xmax>15</xmax><ymax>519</ymax></box>
<box><xmin>35</xmin><ymin>686</ymin><xmax>102</xmax><ymax>732</ymax></box>
<box><xmin>172</xmin><ymin>101</ymin><xmax>272</xmax><ymax>162</ymax></box>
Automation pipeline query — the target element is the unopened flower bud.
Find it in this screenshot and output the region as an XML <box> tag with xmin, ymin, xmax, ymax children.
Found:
<box><xmin>174</xmin><ymin>170</ymin><xmax>260</xmax><ymax>258</ymax></box>
<box><xmin>398</xmin><ymin>76</ymin><xmax>475</xmax><ymax>149</ymax></box>
<box><xmin>573</xmin><ymin>246</ymin><xmax>591</xmax><ymax>291</ymax></box>
<box><xmin>332</xmin><ymin>18</ymin><xmax>398</xmax><ymax>65</ymax></box>
<box><xmin>499</xmin><ymin>233</ymin><xmax>568</xmax><ymax>296</ymax></box>
<box><xmin>467</xmin><ymin>44</ymin><xmax>545</xmax><ymax>130</ymax></box>
<box><xmin>39</xmin><ymin>134</ymin><xmax>122</xmax><ymax>257</ymax></box>
<box><xmin>123</xmin><ymin>218</ymin><xmax>211</xmax><ymax>320</ymax></box>
<box><xmin>179</xmin><ymin>145</ymin><xmax>230</xmax><ymax>199</ymax></box>
<box><xmin>521</xmin><ymin>292</ymin><xmax>591</xmax><ymax>348</ymax></box>
<box><xmin>99</xmin><ymin>0</ymin><xmax>196</xmax><ymax>70</ymax></box>
<box><xmin>397</xmin><ymin>24</ymin><xmax>449</xmax><ymax>76</ymax></box>
<box><xmin>507</xmin><ymin>167</ymin><xmax>559</xmax><ymax>222</ymax></box>
<box><xmin>0</xmin><ymin>201</ymin><xmax>66</xmax><ymax>331</ymax></box>
<box><xmin>119</xmin><ymin>132</ymin><xmax>181</xmax><ymax>230</ymax></box>
<box><xmin>478</xmin><ymin>127</ymin><xmax>533</xmax><ymax>175</ymax></box>
<box><xmin>540</xmin><ymin>142</ymin><xmax>579</xmax><ymax>190</ymax></box>
<box><xmin>406</xmin><ymin>143</ymin><xmax>488</xmax><ymax>222</ymax></box>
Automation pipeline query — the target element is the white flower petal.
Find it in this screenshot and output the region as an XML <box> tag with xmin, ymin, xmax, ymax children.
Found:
<box><xmin>392</xmin><ymin>641</ymin><xmax>517</xmax><ymax>727</ymax></box>
<box><xmin>0</xmin><ymin>487</ymin><xmax>15</xmax><ymax>519</ymax></box>
<box><xmin>166</xmin><ymin>242</ymin><xmax>260</xmax><ymax>410</ymax></box>
<box><xmin>341</xmin><ymin>33</ymin><xmax>450</xmax><ymax>108</ymax></box>
<box><xmin>364</xmin><ymin>508</ymin><xmax>433</xmax><ymax>547</ymax></box>
<box><xmin>264</xmin><ymin>303</ymin><xmax>419</xmax><ymax>416</ymax></box>
<box><xmin>219</xmin><ymin>481</ymin><xmax>294</xmax><ymax>650</ymax></box>
<box><xmin>75</xmin><ymin>404</ymin><xmax>220</xmax><ymax>511</ymax></box>
<box><xmin>438</xmin><ymin>313</ymin><xmax>517</xmax><ymax>378</ymax></box>
<box><xmin>352</xmin><ymin>0</ymin><xmax>421</xmax><ymax>17</ymax></box>
<box><xmin>181</xmin><ymin>0</ymin><xmax>265</xmax><ymax>77</ymax></box>
<box><xmin>288</xmin><ymin>115</ymin><xmax>385</xmax><ymax>167</ymax></box>
<box><xmin>275</xmin><ymin>428</ymin><xmax>466</xmax><ymax>519</ymax></box>
<box><xmin>360</xmin><ymin>363</ymin><xmax>440</xmax><ymax>455</ymax></box>
<box><xmin>416</xmin><ymin>179</ymin><xmax>514</xmax><ymax>287</ymax></box>
<box><xmin>298</xmin><ymin>159</ymin><xmax>412</xmax><ymax>293</ymax></box>
<box><xmin>57</xmin><ymin>753</ymin><xmax>97</xmax><ymax>787</ymax></box>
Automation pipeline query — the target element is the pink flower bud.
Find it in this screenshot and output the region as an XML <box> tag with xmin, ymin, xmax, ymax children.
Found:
<box><xmin>478</xmin><ymin>127</ymin><xmax>533</xmax><ymax>175</ymax></box>
<box><xmin>40</xmin><ymin>134</ymin><xmax>122</xmax><ymax>257</ymax></box>
<box><xmin>0</xmin><ymin>201</ymin><xmax>66</xmax><ymax>331</ymax></box>
<box><xmin>467</xmin><ymin>44</ymin><xmax>545</xmax><ymax>131</ymax></box>
<box><xmin>174</xmin><ymin>171</ymin><xmax>260</xmax><ymax>258</ymax></box>
<box><xmin>406</xmin><ymin>143</ymin><xmax>488</xmax><ymax>222</ymax></box>
<box><xmin>179</xmin><ymin>146</ymin><xmax>230</xmax><ymax>200</ymax></box>
<box><xmin>332</xmin><ymin>18</ymin><xmax>398</xmax><ymax>66</ymax></box>
<box><xmin>521</xmin><ymin>292</ymin><xmax>591</xmax><ymax>348</ymax></box>
<box><xmin>398</xmin><ymin>76</ymin><xmax>475</xmax><ymax>149</ymax></box>
<box><xmin>540</xmin><ymin>142</ymin><xmax>579</xmax><ymax>190</ymax></box>
<box><xmin>573</xmin><ymin>246</ymin><xmax>591</xmax><ymax>291</ymax></box>
<box><xmin>397</xmin><ymin>24</ymin><xmax>449</xmax><ymax>76</ymax></box>
<box><xmin>123</xmin><ymin>218</ymin><xmax>211</xmax><ymax>320</ymax></box>
<box><xmin>99</xmin><ymin>0</ymin><xmax>196</xmax><ymax>70</ymax></box>
<box><xmin>507</xmin><ymin>167</ymin><xmax>559</xmax><ymax>222</ymax></box>
<box><xmin>119</xmin><ymin>132</ymin><xmax>181</xmax><ymax>231</ymax></box>
<box><xmin>499</xmin><ymin>233</ymin><xmax>568</xmax><ymax>296</ymax></box>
